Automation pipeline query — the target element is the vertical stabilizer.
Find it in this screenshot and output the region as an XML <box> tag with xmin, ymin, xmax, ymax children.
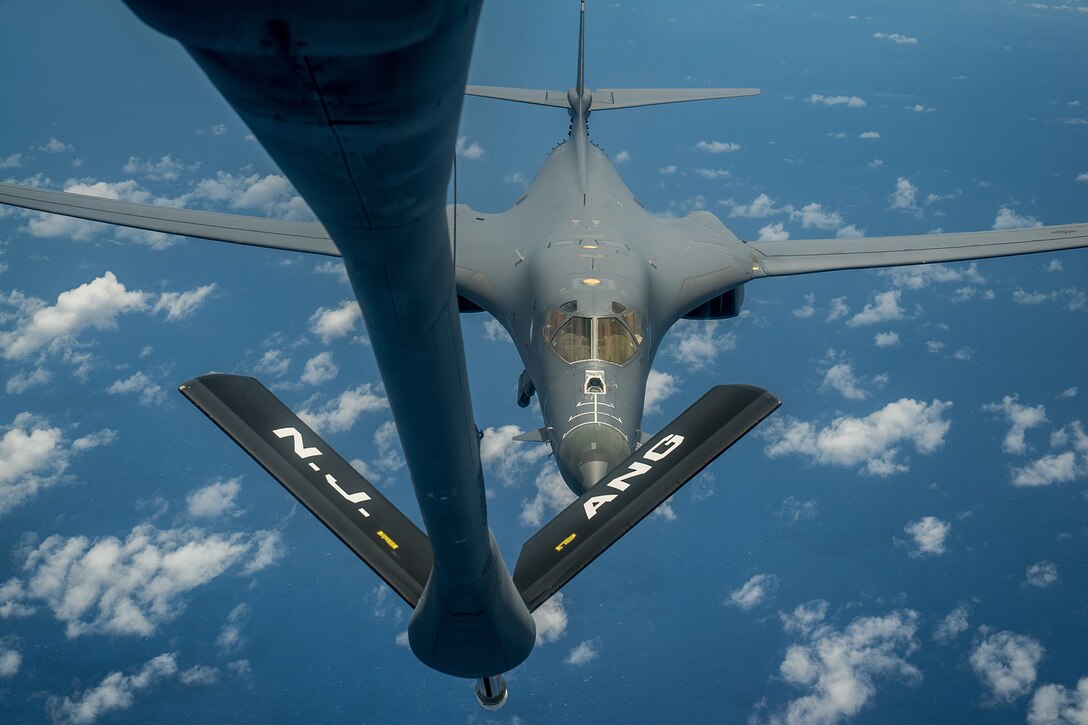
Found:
<box><xmin>576</xmin><ymin>0</ymin><xmax>585</xmax><ymax>98</ymax></box>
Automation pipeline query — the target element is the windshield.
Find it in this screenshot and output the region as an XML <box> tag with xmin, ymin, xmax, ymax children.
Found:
<box><xmin>547</xmin><ymin>308</ymin><xmax>642</xmax><ymax>365</ymax></box>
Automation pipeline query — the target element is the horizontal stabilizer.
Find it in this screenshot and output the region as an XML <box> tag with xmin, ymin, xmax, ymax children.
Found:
<box><xmin>513</xmin><ymin>428</ymin><xmax>551</xmax><ymax>443</ymax></box>
<box><xmin>0</xmin><ymin>182</ymin><xmax>338</xmax><ymax>256</ymax></box>
<box><xmin>179</xmin><ymin>374</ymin><xmax>432</xmax><ymax>607</ymax></box>
<box><xmin>465</xmin><ymin>86</ymin><xmax>760</xmax><ymax>111</ymax></box>
<box><xmin>513</xmin><ymin>385</ymin><xmax>780</xmax><ymax>611</ymax></box>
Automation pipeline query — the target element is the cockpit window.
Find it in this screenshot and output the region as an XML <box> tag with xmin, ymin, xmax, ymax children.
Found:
<box><xmin>596</xmin><ymin>317</ymin><xmax>637</xmax><ymax>364</ymax></box>
<box><xmin>552</xmin><ymin>316</ymin><xmax>593</xmax><ymax>363</ymax></box>
<box><xmin>546</xmin><ymin>303</ymin><xmax>644</xmax><ymax>365</ymax></box>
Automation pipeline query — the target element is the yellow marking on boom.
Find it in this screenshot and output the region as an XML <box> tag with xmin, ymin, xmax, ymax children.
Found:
<box><xmin>377</xmin><ymin>530</ymin><xmax>399</xmax><ymax>550</ymax></box>
<box><xmin>555</xmin><ymin>533</ymin><xmax>577</xmax><ymax>552</ymax></box>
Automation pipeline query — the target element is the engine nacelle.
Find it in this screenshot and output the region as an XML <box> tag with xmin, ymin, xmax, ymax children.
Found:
<box><xmin>681</xmin><ymin>285</ymin><xmax>744</xmax><ymax>320</ymax></box>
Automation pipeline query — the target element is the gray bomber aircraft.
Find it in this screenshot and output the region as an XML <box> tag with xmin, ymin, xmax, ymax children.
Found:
<box><xmin>3</xmin><ymin>0</ymin><xmax>1088</xmax><ymax>711</ymax></box>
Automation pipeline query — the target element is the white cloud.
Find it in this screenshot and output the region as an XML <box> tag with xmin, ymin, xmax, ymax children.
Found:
<box><xmin>1078</xmin><ymin>172</ymin><xmax>1088</xmax><ymax>182</ymax></box>
<box><xmin>6</xmin><ymin>366</ymin><xmax>52</xmax><ymax>394</ymax></box>
<box><xmin>182</xmin><ymin>171</ymin><xmax>312</xmax><ymax>220</ymax></box>
<box><xmin>696</xmin><ymin>140</ymin><xmax>741</xmax><ymax>153</ymax></box>
<box><xmin>309</xmin><ymin>300</ymin><xmax>362</xmax><ymax>343</ymax></box>
<box><xmin>873</xmin><ymin>32</ymin><xmax>919</xmax><ymax>44</ymax></box>
<box><xmin>297</xmin><ymin>383</ymin><xmax>388</xmax><ymax>434</ymax></box>
<box><xmin>254</xmin><ymin>349</ymin><xmax>291</xmax><ymax>378</ymax></box>
<box><xmin>882</xmin><ymin>262</ymin><xmax>985</xmax><ymax>290</ymax></box>
<box><xmin>564</xmin><ymin>640</ymin><xmax>599</xmax><ymax>666</ymax></box>
<box><xmin>179</xmin><ymin>664</ymin><xmax>218</xmax><ymax>686</ymax></box>
<box><xmin>820</xmin><ymin>361</ymin><xmax>870</xmax><ymax>401</ymax></box>
<box><xmin>759</xmin><ymin>222</ymin><xmax>790</xmax><ymax>241</ymax></box>
<box><xmin>1028</xmin><ymin>677</ymin><xmax>1088</xmax><ymax>725</ymax></box>
<box><xmin>907</xmin><ymin>104</ymin><xmax>936</xmax><ymax>113</ymax></box>
<box><xmin>1047</xmin><ymin>259</ymin><xmax>1064</xmax><ymax>273</ymax></box>
<box><xmin>216</xmin><ymin>603</ymin><xmax>249</xmax><ymax>653</ymax></box>
<box><xmin>806</xmin><ymin>94</ymin><xmax>867</xmax><ymax>108</ymax></box>
<box><xmin>775</xmin><ymin>608</ymin><xmax>920</xmax><ymax>724</ymax></box>
<box><xmin>933</xmin><ymin>604</ymin><xmax>970</xmax><ymax>643</ymax></box>
<box><xmin>122</xmin><ymin>154</ymin><xmax>199</xmax><ymax>181</ymax></box>
<box><xmin>693</xmin><ymin>167</ymin><xmax>731</xmax><ymax>179</ymax></box>
<box><xmin>791</xmin><ymin>202</ymin><xmax>843</xmax><ymax>231</ymax></box>
<box><xmin>614</xmin><ymin>150</ymin><xmax>631</xmax><ymax>163</ymax></box>
<box><xmin>1</xmin><ymin>413</ymin><xmax>114</xmax><ymax>517</ymax></box>
<box><xmin>520</xmin><ymin>467</ymin><xmax>577</xmax><ymax>527</ymax></box>
<box><xmin>993</xmin><ymin>206</ymin><xmax>1043</xmax><ymax>230</ymax></box>
<box><xmin>186</xmin><ymin>478</ymin><xmax>242</xmax><ymax>519</ymax></box>
<box><xmin>533</xmin><ymin>592</ymin><xmax>568</xmax><ymax>645</ymax></box>
<box><xmin>793</xmin><ymin>293</ymin><xmax>815</xmax><ymax>319</ymax></box>
<box><xmin>1012</xmin><ymin>451</ymin><xmax>1082</xmax><ymax>487</ymax></box>
<box><xmin>1059</xmin><ymin>386</ymin><xmax>1078</xmax><ymax>398</ymax></box>
<box><xmin>455</xmin><ymin>136</ymin><xmax>486</xmax><ymax>160</ymax></box>
<box><xmin>1025</xmin><ymin>560</ymin><xmax>1059</xmax><ymax>588</ymax></box>
<box><xmin>728</xmin><ymin>573</ymin><xmax>779</xmax><ymax>610</ymax></box>
<box><xmin>479</xmin><ymin>425</ymin><xmax>550</xmax><ymax>485</ymax></box>
<box><xmin>762</xmin><ymin>398</ymin><xmax>952</xmax><ymax>476</ymax></box>
<box><xmin>0</xmin><ymin>153</ymin><xmax>24</xmax><ymax>169</ymax></box>
<box><xmin>859</xmin><ymin>131</ymin><xmax>881</xmax><ymax>139</ymax></box>
<box><xmin>847</xmin><ymin>290</ymin><xmax>903</xmax><ymax>327</ymax></box>
<box><xmin>0</xmin><ymin>643</ymin><xmax>21</xmax><ymax>677</ymax></box>
<box><xmin>0</xmin><ymin>272</ymin><xmax>148</xmax><ymax>360</ymax></box>
<box><xmin>1</xmin><ymin>578</ymin><xmax>34</xmax><ymax>619</ymax></box>
<box><xmin>300</xmin><ymin>351</ymin><xmax>339</xmax><ymax>386</ymax></box>
<box><xmin>482</xmin><ymin>318</ymin><xmax>511</xmax><ymax>342</ymax></box>
<box><xmin>18</xmin><ymin>523</ymin><xmax>280</xmax><ymax>638</ymax></box>
<box><xmin>152</xmin><ymin>284</ymin><xmax>217</xmax><ymax>320</ymax></box>
<box><xmin>970</xmin><ymin>630</ymin><xmax>1044</xmax><ymax>703</ymax></box>
<box><xmin>903</xmin><ymin>516</ymin><xmax>951</xmax><ymax>556</ymax></box>
<box><xmin>982</xmin><ymin>394</ymin><xmax>1048</xmax><ymax>455</ymax></box>
<box><xmin>728</xmin><ymin>194</ymin><xmax>791</xmax><ymax>218</ymax></box>
<box><xmin>658</xmin><ymin>164</ymin><xmax>678</xmax><ymax>175</ymax></box>
<box><xmin>889</xmin><ymin>177</ymin><xmax>920</xmax><ymax>216</ymax></box>
<box><xmin>644</xmin><ymin>369</ymin><xmax>679</xmax><ymax>414</ymax></box>
<box><xmin>836</xmin><ymin>224</ymin><xmax>865</xmax><ymax>238</ymax></box>
<box><xmin>1012</xmin><ymin>287</ymin><xmax>1086</xmax><ymax>311</ymax></box>
<box><xmin>47</xmin><ymin>652</ymin><xmax>178</xmax><ymax>725</ymax></box>
<box><xmin>40</xmin><ymin>137</ymin><xmax>74</xmax><ymax>153</ymax></box>
<box><xmin>826</xmin><ymin>297</ymin><xmax>850</xmax><ymax>322</ymax></box>
<box><xmin>107</xmin><ymin>372</ymin><xmax>167</xmax><ymax>407</ymax></box>
<box><xmin>23</xmin><ymin>180</ymin><xmax>153</xmax><ymax>242</ymax></box>
<box><xmin>667</xmin><ymin>320</ymin><xmax>736</xmax><ymax>368</ymax></box>
<box><xmin>777</xmin><ymin>496</ymin><xmax>818</xmax><ymax>523</ymax></box>
<box><xmin>874</xmin><ymin>331</ymin><xmax>900</xmax><ymax>348</ymax></box>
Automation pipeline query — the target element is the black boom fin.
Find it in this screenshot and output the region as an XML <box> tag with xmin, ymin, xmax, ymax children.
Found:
<box><xmin>179</xmin><ymin>374</ymin><xmax>432</xmax><ymax>607</ymax></box>
<box><xmin>513</xmin><ymin>384</ymin><xmax>780</xmax><ymax>611</ymax></box>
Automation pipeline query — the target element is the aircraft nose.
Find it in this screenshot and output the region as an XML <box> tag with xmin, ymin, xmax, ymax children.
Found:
<box><xmin>556</xmin><ymin>424</ymin><xmax>631</xmax><ymax>494</ymax></box>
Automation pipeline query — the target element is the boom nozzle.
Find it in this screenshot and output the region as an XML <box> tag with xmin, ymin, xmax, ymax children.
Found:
<box><xmin>475</xmin><ymin>675</ymin><xmax>508</xmax><ymax>711</ymax></box>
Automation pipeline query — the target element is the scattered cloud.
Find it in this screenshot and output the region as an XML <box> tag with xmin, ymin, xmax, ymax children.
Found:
<box><xmin>0</xmin><ymin>272</ymin><xmax>148</xmax><ymax>360</ymax></box>
<box><xmin>216</xmin><ymin>603</ymin><xmax>249</xmax><ymax>653</ymax></box>
<box><xmin>308</xmin><ymin>300</ymin><xmax>362</xmax><ymax>343</ymax></box>
<box><xmin>47</xmin><ymin>652</ymin><xmax>178</xmax><ymax>725</ymax></box>
<box><xmin>455</xmin><ymin>136</ymin><xmax>486</xmax><ymax>160</ymax></box>
<box><xmin>907</xmin><ymin>104</ymin><xmax>936</xmax><ymax>113</ymax></box>
<box><xmin>179</xmin><ymin>664</ymin><xmax>218</xmax><ymax>686</ymax></box>
<box><xmin>0</xmin><ymin>641</ymin><xmax>21</xmax><ymax>678</ymax></box>
<box><xmin>793</xmin><ymin>293</ymin><xmax>815</xmax><ymax>319</ymax></box>
<box><xmin>0</xmin><ymin>153</ymin><xmax>24</xmax><ymax>169</ymax></box>
<box><xmin>792</xmin><ymin>202</ymin><xmax>844</xmax><ymax>231</ymax></box>
<box><xmin>726</xmin><ymin>193</ymin><xmax>791</xmax><ymax>219</ymax></box>
<box><xmin>806</xmin><ymin>94</ymin><xmax>866</xmax><ymax>108</ymax></box>
<box><xmin>300</xmin><ymin>351</ymin><xmax>339</xmax><ymax>386</ymax></box>
<box><xmin>881</xmin><ymin>262</ymin><xmax>985</xmax><ymax>291</ymax></box>
<box><xmin>728</xmin><ymin>573</ymin><xmax>779</xmax><ymax>610</ymax></box>
<box><xmin>1028</xmin><ymin>676</ymin><xmax>1088</xmax><ymax>725</ymax></box>
<box><xmin>774</xmin><ymin>606</ymin><xmax>920</xmax><ymax>723</ymax></box>
<box><xmin>614</xmin><ymin>150</ymin><xmax>631</xmax><ymax>163</ymax></box>
<box><xmin>564</xmin><ymin>639</ymin><xmax>600</xmax><ymax>666</ymax></box>
<box><xmin>483</xmin><ymin>318</ymin><xmax>511</xmax><ymax>342</ymax></box>
<box><xmin>874</xmin><ymin>32</ymin><xmax>919</xmax><ymax>44</ymax></box>
<box><xmin>982</xmin><ymin>394</ymin><xmax>1048</xmax><ymax>454</ymax></box>
<box><xmin>874</xmin><ymin>331</ymin><xmax>900</xmax><ymax>348</ymax></box>
<box><xmin>993</xmin><ymin>206</ymin><xmax>1043</xmax><ymax>230</ymax></box>
<box><xmin>693</xmin><ymin>167</ymin><xmax>731</xmax><ymax>179</ymax></box>
<box><xmin>777</xmin><ymin>496</ymin><xmax>818</xmax><ymax>522</ymax></box>
<box><xmin>1</xmin><ymin>413</ymin><xmax>116</xmax><ymax>517</ymax></box>
<box><xmin>186</xmin><ymin>478</ymin><xmax>242</xmax><ymax>519</ymax></box>
<box><xmin>1012</xmin><ymin>287</ymin><xmax>1086</xmax><ymax>311</ymax></box>
<box><xmin>759</xmin><ymin>222</ymin><xmax>790</xmax><ymax>241</ymax></box>
<box><xmin>644</xmin><ymin>369</ymin><xmax>679</xmax><ymax>414</ymax></box>
<box><xmin>826</xmin><ymin>297</ymin><xmax>850</xmax><ymax>322</ymax></box>
<box><xmin>933</xmin><ymin>604</ymin><xmax>970</xmax><ymax>644</ymax></box>
<box><xmin>696</xmin><ymin>140</ymin><xmax>741</xmax><ymax>153</ymax></box>
<box><xmin>659</xmin><ymin>164</ymin><xmax>678</xmax><ymax>175</ymax></box>
<box><xmin>298</xmin><ymin>383</ymin><xmax>388</xmax><ymax>434</ymax></box>
<box><xmin>107</xmin><ymin>372</ymin><xmax>167</xmax><ymax>407</ymax></box>
<box><xmin>889</xmin><ymin>177</ymin><xmax>921</xmax><ymax>216</ymax></box>
<box><xmin>819</xmin><ymin>354</ymin><xmax>884</xmax><ymax>401</ymax></box>
<box><xmin>520</xmin><ymin>468</ymin><xmax>577</xmax><ymax>527</ymax></box>
<box><xmin>152</xmin><ymin>284</ymin><xmax>217</xmax><ymax>320</ymax></box>
<box><xmin>859</xmin><ymin>131</ymin><xmax>881</xmax><ymax>139</ymax></box>
<box><xmin>667</xmin><ymin>319</ymin><xmax>737</xmax><ymax>368</ymax></box>
<box><xmin>903</xmin><ymin>516</ymin><xmax>951</xmax><ymax>556</ymax></box>
<box><xmin>479</xmin><ymin>425</ymin><xmax>550</xmax><ymax>485</ymax></box>
<box><xmin>6</xmin><ymin>366</ymin><xmax>52</xmax><ymax>394</ymax></box>
<box><xmin>970</xmin><ymin>630</ymin><xmax>1044</xmax><ymax>703</ymax></box>
<box><xmin>17</xmin><ymin>522</ymin><xmax>281</xmax><ymax>638</ymax></box>
<box><xmin>254</xmin><ymin>349</ymin><xmax>291</xmax><ymax>378</ymax></box>
<box><xmin>533</xmin><ymin>592</ymin><xmax>568</xmax><ymax>645</ymax></box>
<box><xmin>1025</xmin><ymin>560</ymin><xmax>1058</xmax><ymax>588</ymax></box>
<box><xmin>847</xmin><ymin>290</ymin><xmax>904</xmax><ymax>327</ymax></box>
<box><xmin>122</xmin><ymin>154</ymin><xmax>200</xmax><ymax>181</ymax></box>
<box><xmin>762</xmin><ymin>398</ymin><xmax>952</xmax><ymax>476</ymax></box>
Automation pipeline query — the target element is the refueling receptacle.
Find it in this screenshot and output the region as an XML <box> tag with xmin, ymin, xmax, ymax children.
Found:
<box><xmin>475</xmin><ymin>674</ymin><xmax>508</xmax><ymax>710</ymax></box>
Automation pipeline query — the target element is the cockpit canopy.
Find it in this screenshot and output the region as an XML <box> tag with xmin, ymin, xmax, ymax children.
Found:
<box><xmin>543</xmin><ymin>300</ymin><xmax>644</xmax><ymax>365</ymax></box>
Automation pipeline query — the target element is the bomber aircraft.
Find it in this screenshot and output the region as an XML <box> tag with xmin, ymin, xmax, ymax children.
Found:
<box><xmin>2</xmin><ymin>0</ymin><xmax>1087</xmax><ymax>711</ymax></box>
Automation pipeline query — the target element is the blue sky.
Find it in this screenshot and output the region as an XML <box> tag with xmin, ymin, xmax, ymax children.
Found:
<box><xmin>1</xmin><ymin>1</ymin><xmax>1087</xmax><ymax>723</ymax></box>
